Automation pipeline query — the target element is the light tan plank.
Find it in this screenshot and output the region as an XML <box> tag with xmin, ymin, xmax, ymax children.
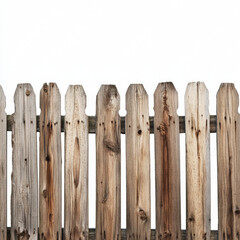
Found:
<box><xmin>0</xmin><ymin>86</ymin><xmax>7</xmax><ymax>240</ymax></box>
<box><xmin>154</xmin><ymin>82</ymin><xmax>181</xmax><ymax>240</ymax></box>
<box><xmin>217</xmin><ymin>83</ymin><xmax>240</xmax><ymax>240</ymax></box>
<box><xmin>64</xmin><ymin>85</ymin><xmax>89</xmax><ymax>240</ymax></box>
<box><xmin>11</xmin><ymin>84</ymin><xmax>38</xmax><ymax>240</ymax></box>
<box><xmin>39</xmin><ymin>83</ymin><xmax>62</xmax><ymax>240</ymax></box>
<box><xmin>126</xmin><ymin>84</ymin><xmax>151</xmax><ymax>240</ymax></box>
<box><xmin>96</xmin><ymin>85</ymin><xmax>121</xmax><ymax>240</ymax></box>
<box><xmin>185</xmin><ymin>82</ymin><xmax>211</xmax><ymax>240</ymax></box>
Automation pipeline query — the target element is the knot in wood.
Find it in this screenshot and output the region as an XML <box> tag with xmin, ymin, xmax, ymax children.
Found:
<box><xmin>139</xmin><ymin>209</ymin><xmax>148</xmax><ymax>221</ymax></box>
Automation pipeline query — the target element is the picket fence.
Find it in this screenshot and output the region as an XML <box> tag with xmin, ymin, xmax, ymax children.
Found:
<box><xmin>0</xmin><ymin>82</ymin><xmax>239</xmax><ymax>240</ymax></box>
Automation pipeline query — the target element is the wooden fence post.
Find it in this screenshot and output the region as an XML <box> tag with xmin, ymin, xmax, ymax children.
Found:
<box><xmin>126</xmin><ymin>84</ymin><xmax>151</xmax><ymax>240</ymax></box>
<box><xmin>65</xmin><ymin>85</ymin><xmax>89</xmax><ymax>240</ymax></box>
<box><xmin>11</xmin><ymin>84</ymin><xmax>38</xmax><ymax>240</ymax></box>
<box><xmin>154</xmin><ymin>82</ymin><xmax>181</xmax><ymax>240</ymax></box>
<box><xmin>96</xmin><ymin>85</ymin><xmax>121</xmax><ymax>240</ymax></box>
<box><xmin>185</xmin><ymin>82</ymin><xmax>211</xmax><ymax>240</ymax></box>
<box><xmin>39</xmin><ymin>83</ymin><xmax>62</xmax><ymax>240</ymax></box>
<box><xmin>217</xmin><ymin>83</ymin><xmax>240</xmax><ymax>240</ymax></box>
<box><xmin>0</xmin><ymin>86</ymin><xmax>7</xmax><ymax>240</ymax></box>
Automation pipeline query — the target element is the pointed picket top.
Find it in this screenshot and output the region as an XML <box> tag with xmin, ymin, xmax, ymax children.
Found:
<box><xmin>217</xmin><ymin>83</ymin><xmax>240</xmax><ymax>240</ymax></box>
<box><xmin>96</xmin><ymin>84</ymin><xmax>121</xmax><ymax>240</ymax></box>
<box><xmin>154</xmin><ymin>82</ymin><xmax>181</xmax><ymax>240</ymax></box>
<box><xmin>65</xmin><ymin>85</ymin><xmax>88</xmax><ymax>240</ymax></box>
<box><xmin>12</xmin><ymin>83</ymin><xmax>38</xmax><ymax>240</ymax></box>
<box><xmin>96</xmin><ymin>84</ymin><xmax>120</xmax><ymax>112</ymax></box>
<box><xmin>0</xmin><ymin>85</ymin><xmax>7</xmax><ymax>240</ymax></box>
<box><xmin>126</xmin><ymin>84</ymin><xmax>151</xmax><ymax>240</ymax></box>
<box><xmin>39</xmin><ymin>82</ymin><xmax>62</xmax><ymax>240</ymax></box>
<box><xmin>185</xmin><ymin>82</ymin><xmax>211</xmax><ymax>240</ymax></box>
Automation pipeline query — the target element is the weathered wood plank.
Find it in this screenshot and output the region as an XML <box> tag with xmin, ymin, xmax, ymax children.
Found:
<box><xmin>217</xmin><ymin>83</ymin><xmax>240</xmax><ymax>240</ymax></box>
<box><xmin>11</xmin><ymin>84</ymin><xmax>38</xmax><ymax>240</ymax></box>
<box><xmin>39</xmin><ymin>83</ymin><xmax>62</xmax><ymax>240</ymax></box>
<box><xmin>0</xmin><ymin>86</ymin><xmax>7</xmax><ymax>240</ymax></box>
<box><xmin>96</xmin><ymin>85</ymin><xmax>121</xmax><ymax>240</ymax></box>
<box><xmin>185</xmin><ymin>82</ymin><xmax>211</xmax><ymax>240</ymax></box>
<box><xmin>154</xmin><ymin>83</ymin><xmax>181</xmax><ymax>240</ymax></box>
<box><xmin>126</xmin><ymin>84</ymin><xmax>151</xmax><ymax>240</ymax></box>
<box><xmin>65</xmin><ymin>85</ymin><xmax>89</xmax><ymax>240</ymax></box>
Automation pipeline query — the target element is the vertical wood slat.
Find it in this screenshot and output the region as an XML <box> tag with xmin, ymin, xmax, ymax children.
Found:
<box><xmin>126</xmin><ymin>84</ymin><xmax>151</xmax><ymax>240</ymax></box>
<box><xmin>11</xmin><ymin>84</ymin><xmax>38</xmax><ymax>240</ymax></box>
<box><xmin>64</xmin><ymin>85</ymin><xmax>89</xmax><ymax>240</ymax></box>
<box><xmin>217</xmin><ymin>83</ymin><xmax>240</xmax><ymax>240</ymax></box>
<box><xmin>96</xmin><ymin>85</ymin><xmax>121</xmax><ymax>240</ymax></box>
<box><xmin>39</xmin><ymin>83</ymin><xmax>62</xmax><ymax>240</ymax></box>
<box><xmin>154</xmin><ymin>83</ymin><xmax>181</xmax><ymax>240</ymax></box>
<box><xmin>185</xmin><ymin>82</ymin><xmax>211</xmax><ymax>240</ymax></box>
<box><xmin>0</xmin><ymin>86</ymin><xmax>7</xmax><ymax>240</ymax></box>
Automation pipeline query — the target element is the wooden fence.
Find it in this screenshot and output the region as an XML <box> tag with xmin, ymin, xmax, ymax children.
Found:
<box><xmin>0</xmin><ymin>82</ymin><xmax>239</xmax><ymax>240</ymax></box>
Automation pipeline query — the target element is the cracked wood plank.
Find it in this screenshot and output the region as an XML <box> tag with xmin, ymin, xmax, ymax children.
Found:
<box><xmin>11</xmin><ymin>84</ymin><xmax>38</xmax><ymax>240</ymax></box>
<box><xmin>96</xmin><ymin>85</ymin><xmax>121</xmax><ymax>240</ymax></box>
<box><xmin>154</xmin><ymin>83</ymin><xmax>181</xmax><ymax>240</ymax></box>
<box><xmin>126</xmin><ymin>84</ymin><xmax>151</xmax><ymax>240</ymax></box>
<box><xmin>185</xmin><ymin>82</ymin><xmax>211</xmax><ymax>240</ymax></box>
<box><xmin>217</xmin><ymin>83</ymin><xmax>240</xmax><ymax>240</ymax></box>
<box><xmin>64</xmin><ymin>85</ymin><xmax>89</xmax><ymax>240</ymax></box>
<box><xmin>39</xmin><ymin>83</ymin><xmax>62</xmax><ymax>240</ymax></box>
<box><xmin>0</xmin><ymin>86</ymin><xmax>7</xmax><ymax>240</ymax></box>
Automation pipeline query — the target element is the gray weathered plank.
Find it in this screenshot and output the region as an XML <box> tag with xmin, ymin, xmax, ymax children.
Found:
<box><xmin>39</xmin><ymin>83</ymin><xmax>62</xmax><ymax>240</ymax></box>
<box><xmin>65</xmin><ymin>85</ymin><xmax>89</xmax><ymax>240</ymax></box>
<box><xmin>96</xmin><ymin>85</ymin><xmax>121</xmax><ymax>240</ymax></box>
<box><xmin>11</xmin><ymin>84</ymin><xmax>38</xmax><ymax>240</ymax></box>
<box><xmin>154</xmin><ymin>82</ymin><xmax>181</xmax><ymax>240</ymax></box>
<box><xmin>185</xmin><ymin>82</ymin><xmax>211</xmax><ymax>240</ymax></box>
<box><xmin>0</xmin><ymin>86</ymin><xmax>7</xmax><ymax>240</ymax></box>
<box><xmin>126</xmin><ymin>84</ymin><xmax>151</xmax><ymax>240</ymax></box>
<box><xmin>217</xmin><ymin>83</ymin><xmax>240</xmax><ymax>240</ymax></box>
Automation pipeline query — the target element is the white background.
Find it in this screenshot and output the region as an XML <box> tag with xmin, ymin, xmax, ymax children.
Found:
<box><xmin>1</xmin><ymin>0</ymin><xmax>240</xmax><ymax>231</ymax></box>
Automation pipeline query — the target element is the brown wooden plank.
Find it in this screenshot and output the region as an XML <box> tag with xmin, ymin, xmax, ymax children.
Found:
<box><xmin>217</xmin><ymin>83</ymin><xmax>240</xmax><ymax>240</ymax></box>
<box><xmin>64</xmin><ymin>85</ymin><xmax>89</xmax><ymax>239</ymax></box>
<box><xmin>96</xmin><ymin>85</ymin><xmax>121</xmax><ymax>240</ymax></box>
<box><xmin>0</xmin><ymin>86</ymin><xmax>7</xmax><ymax>240</ymax></box>
<box><xmin>39</xmin><ymin>83</ymin><xmax>62</xmax><ymax>240</ymax></box>
<box><xmin>11</xmin><ymin>84</ymin><xmax>38</xmax><ymax>240</ymax></box>
<box><xmin>126</xmin><ymin>84</ymin><xmax>151</xmax><ymax>240</ymax></box>
<box><xmin>185</xmin><ymin>82</ymin><xmax>211</xmax><ymax>240</ymax></box>
<box><xmin>154</xmin><ymin>82</ymin><xmax>181</xmax><ymax>240</ymax></box>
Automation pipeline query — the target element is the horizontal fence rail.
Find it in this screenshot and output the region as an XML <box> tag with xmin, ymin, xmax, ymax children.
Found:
<box><xmin>0</xmin><ymin>82</ymin><xmax>239</xmax><ymax>240</ymax></box>
<box><xmin>5</xmin><ymin>114</ymin><xmax>217</xmax><ymax>133</ymax></box>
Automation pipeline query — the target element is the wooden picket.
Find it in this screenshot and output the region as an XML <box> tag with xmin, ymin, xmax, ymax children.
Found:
<box><xmin>39</xmin><ymin>83</ymin><xmax>62</xmax><ymax>240</ymax></box>
<box><xmin>0</xmin><ymin>86</ymin><xmax>7</xmax><ymax>240</ymax></box>
<box><xmin>65</xmin><ymin>86</ymin><xmax>89</xmax><ymax>239</ymax></box>
<box><xmin>185</xmin><ymin>82</ymin><xmax>211</xmax><ymax>240</ymax></box>
<box><xmin>96</xmin><ymin>85</ymin><xmax>121</xmax><ymax>240</ymax></box>
<box><xmin>11</xmin><ymin>84</ymin><xmax>38</xmax><ymax>240</ymax></box>
<box><xmin>126</xmin><ymin>84</ymin><xmax>151</xmax><ymax>240</ymax></box>
<box><xmin>154</xmin><ymin>82</ymin><xmax>181</xmax><ymax>240</ymax></box>
<box><xmin>0</xmin><ymin>82</ymin><xmax>240</xmax><ymax>240</ymax></box>
<box><xmin>217</xmin><ymin>83</ymin><xmax>240</xmax><ymax>240</ymax></box>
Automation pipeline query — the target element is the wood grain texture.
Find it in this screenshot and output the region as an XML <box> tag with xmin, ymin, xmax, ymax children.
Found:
<box><xmin>154</xmin><ymin>83</ymin><xmax>181</xmax><ymax>240</ymax></box>
<box><xmin>65</xmin><ymin>85</ymin><xmax>89</xmax><ymax>240</ymax></box>
<box><xmin>39</xmin><ymin>83</ymin><xmax>62</xmax><ymax>240</ymax></box>
<box><xmin>185</xmin><ymin>82</ymin><xmax>211</xmax><ymax>240</ymax></box>
<box><xmin>126</xmin><ymin>84</ymin><xmax>151</xmax><ymax>240</ymax></box>
<box><xmin>0</xmin><ymin>86</ymin><xmax>7</xmax><ymax>240</ymax></box>
<box><xmin>96</xmin><ymin>85</ymin><xmax>121</xmax><ymax>240</ymax></box>
<box><xmin>11</xmin><ymin>84</ymin><xmax>38</xmax><ymax>240</ymax></box>
<box><xmin>217</xmin><ymin>83</ymin><xmax>240</xmax><ymax>240</ymax></box>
